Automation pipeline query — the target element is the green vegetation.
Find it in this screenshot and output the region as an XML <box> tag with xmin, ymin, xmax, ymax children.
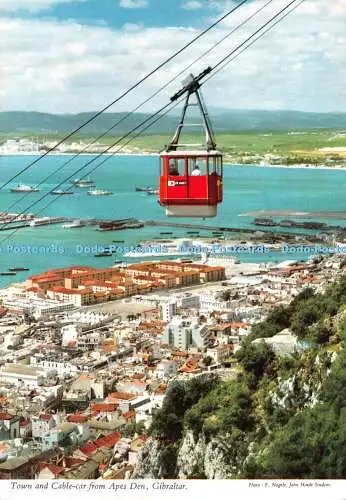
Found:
<box><xmin>149</xmin><ymin>376</ymin><xmax>218</xmax><ymax>477</ymax></box>
<box><xmin>129</xmin><ymin>129</ymin><xmax>346</xmax><ymax>152</ymax></box>
<box><xmin>149</xmin><ymin>277</ymin><xmax>346</xmax><ymax>478</ymax></box>
<box><xmin>249</xmin><ymin>278</ymin><xmax>346</xmax><ymax>345</ymax></box>
<box><xmin>2</xmin><ymin>109</ymin><xmax>346</xmax><ymax>166</ymax></box>
<box><xmin>120</xmin><ymin>130</ymin><xmax>346</xmax><ymax>166</ymax></box>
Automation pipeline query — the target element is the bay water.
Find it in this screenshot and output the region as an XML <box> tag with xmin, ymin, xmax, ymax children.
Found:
<box><xmin>0</xmin><ymin>154</ymin><xmax>344</xmax><ymax>286</ymax></box>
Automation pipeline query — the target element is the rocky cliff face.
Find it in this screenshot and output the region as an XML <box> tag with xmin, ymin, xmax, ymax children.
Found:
<box><xmin>132</xmin><ymin>438</ymin><xmax>162</xmax><ymax>479</ymax></box>
<box><xmin>133</xmin><ymin>432</ymin><xmax>237</xmax><ymax>479</ymax></box>
<box><xmin>133</xmin><ymin>348</ymin><xmax>339</xmax><ymax>479</ymax></box>
<box><xmin>176</xmin><ymin>431</ymin><xmax>236</xmax><ymax>479</ymax></box>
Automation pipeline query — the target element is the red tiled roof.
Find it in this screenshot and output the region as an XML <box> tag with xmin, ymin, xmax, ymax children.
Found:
<box><xmin>64</xmin><ymin>457</ymin><xmax>85</xmax><ymax>468</ymax></box>
<box><xmin>36</xmin><ymin>462</ymin><xmax>65</xmax><ymax>477</ymax></box>
<box><xmin>68</xmin><ymin>414</ymin><xmax>88</xmax><ymax>424</ymax></box>
<box><xmin>20</xmin><ymin>419</ymin><xmax>30</xmax><ymax>427</ymax></box>
<box><xmin>107</xmin><ymin>392</ymin><xmax>136</xmax><ymax>401</ymax></box>
<box><xmin>123</xmin><ymin>410</ymin><xmax>135</xmax><ymax>421</ymax></box>
<box><xmin>91</xmin><ymin>403</ymin><xmax>117</xmax><ymax>413</ymax></box>
<box><xmin>94</xmin><ymin>432</ymin><xmax>121</xmax><ymax>449</ymax></box>
<box><xmin>79</xmin><ymin>442</ymin><xmax>98</xmax><ymax>456</ymax></box>
<box><xmin>39</xmin><ymin>413</ymin><xmax>52</xmax><ymax>422</ymax></box>
<box><xmin>0</xmin><ymin>412</ymin><xmax>12</xmax><ymax>420</ymax></box>
<box><xmin>51</xmin><ymin>286</ymin><xmax>92</xmax><ymax>295</ymax></box>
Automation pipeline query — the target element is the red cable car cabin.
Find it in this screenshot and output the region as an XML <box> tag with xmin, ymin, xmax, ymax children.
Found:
<box><xmin>160</xmin><ymin>150</ymin><xmax>223</xmax><ymax>217</ymax></box>
<box><xmin>159</xmin><ymin>71</ymin><xmax>223</xmax><ymax>218</ymax></box>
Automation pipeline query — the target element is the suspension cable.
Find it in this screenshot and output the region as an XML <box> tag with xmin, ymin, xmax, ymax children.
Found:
<box><xmin>0</xmin><ymin>0</ymin><xmax>305</xmax><ymax>241</ymax></box>
<box><xmin>0</xmin><ymin>0</ymin><xmax>251</xmax><ymax>191</ymax></box>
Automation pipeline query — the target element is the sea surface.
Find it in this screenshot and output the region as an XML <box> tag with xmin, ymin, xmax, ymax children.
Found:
<box><xmin>0</xmin><ymin>154</ymin><xmax>345</xmax><ymax>287</ymax></box>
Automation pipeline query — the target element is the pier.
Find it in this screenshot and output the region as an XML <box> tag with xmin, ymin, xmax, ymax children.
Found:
<box><xmin>0</xmin><ymin>213</ymin><xmax>344</xmax><ymax>241</ymax></box>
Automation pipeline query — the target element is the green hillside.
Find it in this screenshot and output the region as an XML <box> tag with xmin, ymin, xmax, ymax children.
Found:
<box><xmin>144</xmin><ymin>277</ymin><xmax>346</xmax><ymax>479</ymax></box>
<box><xmin>1</xmin><ymin>109</ymin><xmax>346</xmax><ymax>135</ymax></box>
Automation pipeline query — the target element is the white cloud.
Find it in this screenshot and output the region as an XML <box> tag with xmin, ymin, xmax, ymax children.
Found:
<box><xmin>0</xmin><ymin>0</ymin><xmax>345</xmax><ymax>113</ymax></box>
<box><xmin>0</xmin><ymin>0</ymin><xmax>86</xmax><ymax>12</ymax></box>
<box><xmin>182</xmin><ymin>1</ymin><xmax>203</xmax><ymax>10</ymax></box>
<box><xmin>119</xmin><ymin>0</ymin><xmax>148</xmax><ymax>8</ymax></box>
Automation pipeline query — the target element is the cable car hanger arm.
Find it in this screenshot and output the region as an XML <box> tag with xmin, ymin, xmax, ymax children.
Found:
<box><xmin>167</xmin><ymin>67</ymin><xmax>216</xmax><ymax>152</ymax></box>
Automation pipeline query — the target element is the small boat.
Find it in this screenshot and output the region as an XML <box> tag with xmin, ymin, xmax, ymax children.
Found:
<box><xmin>62</xmin><ymin>220</ymin><xmax>86</xmax><ymax>228</ymax></box>
<box><xmin>0</xmin><ymin>272</ymin><xmax>16</xmax><ymax>276</ymax></box>
<box><xmin>160</xmin><ymin>232</ymin><xmax>173</xmax><ymax>235</ymax></box>
<box><xmin>114</xmin><ymin>260</ymin><xmax>123</xmax><ymax>264</ymax></box>
<box><xmin>88</xmin><ymin>189</ymin><xmax>113</xmax><ymax>196</ymax></box>
<box><xmin>187</xmin><ymin>231</ymin><xmax>200</xmax><ymax>235</ymax></box>
<box><xmin>135</xmin><ymin>186</ymin><xmax>155</xmax><ymax>192</ymax></box>
<box><xmin>112</xmin><ymin>240</ymin><xmax>125</xmax><ymax>243</ymax></box>
<box><xmin>8</xmin><ymin>267</ymin><xmax>30</xmax><ymax>272</ymax></box>
<box><xmin>10</xmin><ymin>184</ymin><xmax>39</xmax><ymax>193</ymax></box>
<box><xmin>71</xmin><ymin>178</ymin><xmax>94</xmax><ymax>187</ymax></box>
<box><xmin>50</xmin><ymin>190</ymin><xmax>74</xmax><ymax>195</ymax></box>
<box><xmin>253</xmin><ymin>217</ymin><xmax>276</xmax><ymax>227</ymax></box>
<box><xmin>94</xmin><ymin>252</ymin><xmax>113</xmax><ymax>257</ymax></box>
<box><xmin>103</xmin><ymin>247</ymin><xmax>116</xmax><ymax>253</ymax></box>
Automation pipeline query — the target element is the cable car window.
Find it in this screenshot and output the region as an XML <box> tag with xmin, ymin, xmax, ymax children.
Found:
<box><xmin>210</xmin><ymin>156</ymin><xmax>216</xmax><ymax>174</ymax></box>
<box><xmin>217</xmin><ymin>156</ymin><xmax>222</xmax><ymax>175</ymax></box>
<box><xmin>188</xmin><ymin>158</ymin><xmax>197</xmax><ymax>174</ymax></box>
<box><xmin>189</xmin><ymin>157</ymin><xmax>207</xmax><ymax>175</ymax></box>
<box><xmin>168</xmin><ymin>158</ymin><xmax>178</xmax><ymax>175</ymax></box>
<box><xmin>169</xmin><ymin>158</ymin><xmax>184</xmax><ymax>176</ymax></box>
<box><xmin>177</xmin><ymin>159</ymin><xmax>185</xmax><ymax>175</ymax></box>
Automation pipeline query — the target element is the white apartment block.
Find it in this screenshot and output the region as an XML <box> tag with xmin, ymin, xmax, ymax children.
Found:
<box><xmin>198</xmin><ymin>292</ymin><xmax>234</xmax><ymax>312</ymax></box>
<box><xmin>162</xmin><ymin>317</ymin><xmax>207</xmax><ymax>350</ymax></box>
<box><xmin>161</xmin><ymin>301</ymin><xmax>177</xmax><ymax>322</ymax></box>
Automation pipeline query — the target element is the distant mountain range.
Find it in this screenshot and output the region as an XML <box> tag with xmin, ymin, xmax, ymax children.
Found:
<box><xmin>1</xmin><ymin>109</ymin><xmax>346</xmax><ymax>135</ymax></box>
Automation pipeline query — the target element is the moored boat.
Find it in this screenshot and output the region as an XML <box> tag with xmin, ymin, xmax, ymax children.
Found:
<box><xmin>88</xmin><ymin>189</ymin><xmax>113</xmax><ymax>196</ymax></box>
<box><xmin>10</xmin><ymin>183</ymin><xmax>39</xmax><ymax>193</ymax></box>
<box><xmin>135</xmin><ymin>186</ymin><xmax>155</xmax><ymax>192</ymax></box>
<box><xmin>71</xmin><ymin>178</ymin><xmax>94</xmax><ymax>187</ymax></box>
<box><xmin>50</xmin><ymin>190</ymin><xmax>74</xmax><ymax>195</ymax></box>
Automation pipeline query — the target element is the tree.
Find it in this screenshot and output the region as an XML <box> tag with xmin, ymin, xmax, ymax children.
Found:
<box><xmin>252</xmin><ymin>406</ymin><xmax>346</xmax><ymax>479</ymax></box>
<box><xmin>203</xmin><ymin>355</ymin><xmax>213</xmax><ymax>367</ymax></box>
<box><xmin>236</xmin><ymin>341</ymin><xmax>276</xmax><ymax>384</ymax></box>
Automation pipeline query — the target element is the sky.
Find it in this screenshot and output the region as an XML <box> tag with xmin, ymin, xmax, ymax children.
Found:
<box><xmin>0</xmin><ymin>0</ymin><xmax>346</xmax><ymax>114</ymax></box>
